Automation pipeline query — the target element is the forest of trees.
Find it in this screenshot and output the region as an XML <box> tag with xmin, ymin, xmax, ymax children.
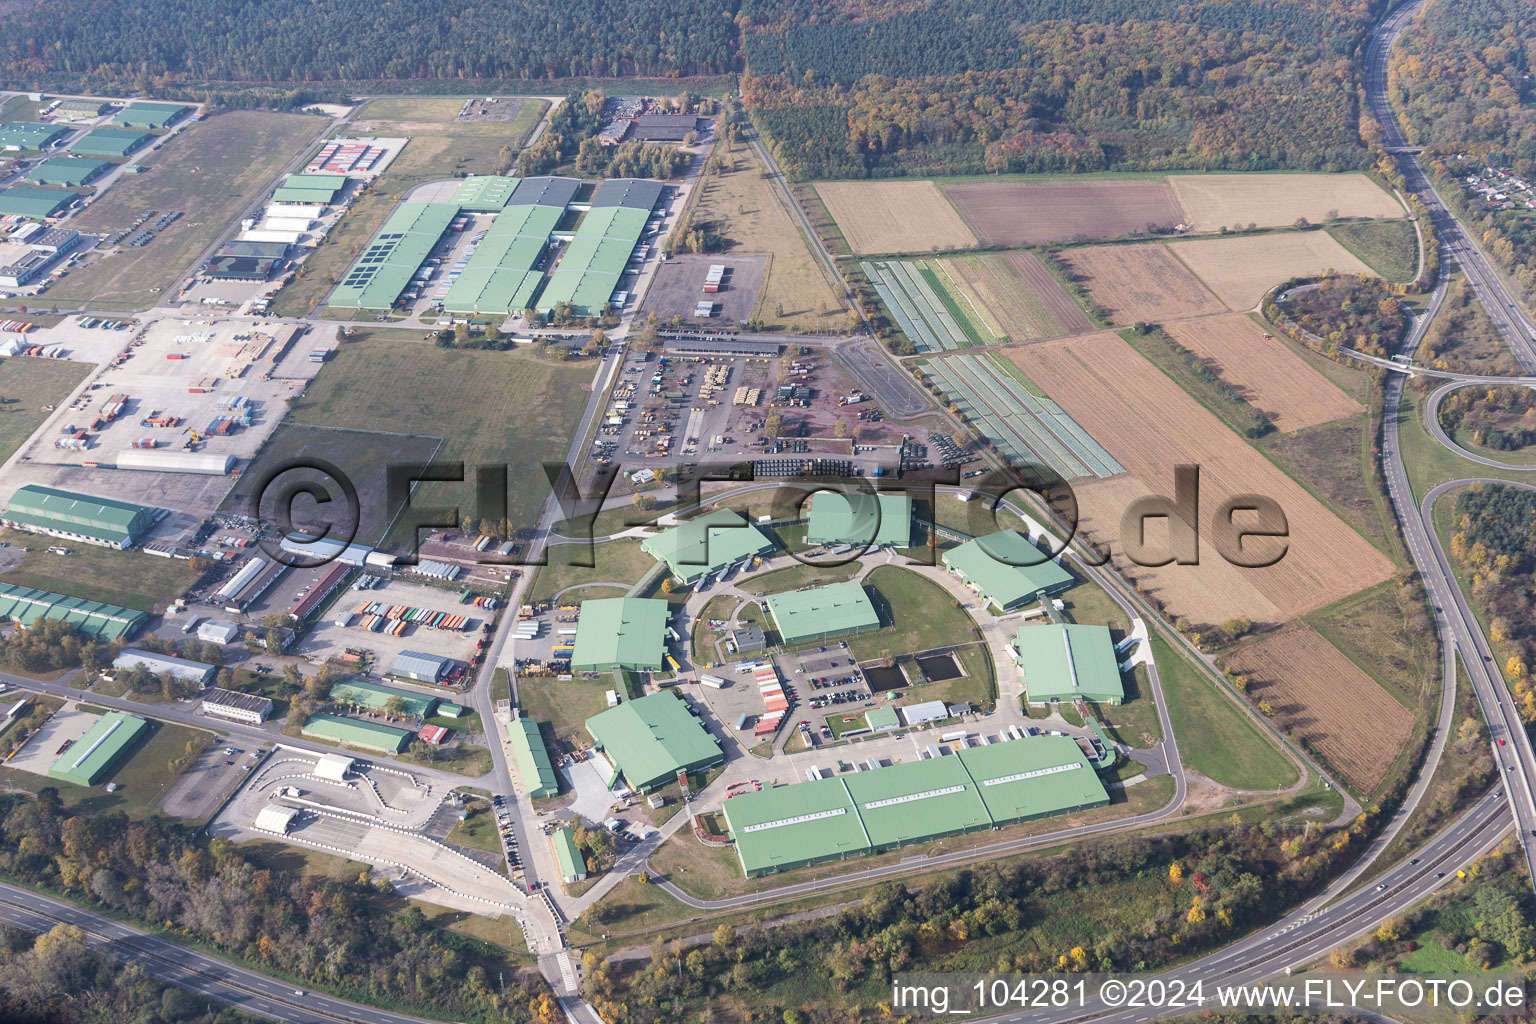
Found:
<box><xmin>1417</xmin><ymin>280</ymin><xmax>1523</xmax><ymax>375</ymax></box>
<box><xmin>1266</xmin><ymin>273</ymin><xmax>1404</xmax><ymax>358</ymax></box>
<box><xmin>1436</xmin><ymin>385</ymin><xmax>1536</xmax><ymax>451</ymax></box>
<box><xmin>585</xmin><ymin>812</ymin><xmax>1386</xmax><ymax>1023</ymax></box>
<box><xmin>0</xmin><ymin>794</ymin><xmax>553</xmax><ymax>1022</ymax></box>
<box><xmin>1449</xmin><ymin>484</ymin><xmax>1536</xmax><ymax>723</ymax></box>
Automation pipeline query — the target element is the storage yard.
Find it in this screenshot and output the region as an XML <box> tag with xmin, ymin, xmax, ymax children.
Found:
<box><xmin>639</xmin><ymin>253</ymin><xmax>765</xmax><ymax>326</ymax></box>
<box><xmin>1006</xmin><ymin>332</ymin><xmax>1394</xmax><ymax>625</ymax></box>
<box><xmin>296</xmin><ymin>576</ymin><xmax>489</xmax><ymax>669</ymax></box>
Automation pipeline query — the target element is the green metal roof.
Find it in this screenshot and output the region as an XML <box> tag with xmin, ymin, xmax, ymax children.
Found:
<box><xmin>536</xmin><ymin>184</ymin><xmax>655</xmax><ymax>316</ymax></box>
<box><xmin>726</xmin><ymin>736</ymin><xmax>1109</xmax><ymax>874</ymax></box>
<box><xmin>301</xmin><ymin>713</ymin><xmax>412</xmax><ymax>753</ymax></box>
<box><xmin>865</xmin><ymin>705</ymin><xmax>901</xmax><ymax>731</ymax></box>
<box><xmin>956</xmin><ymin>735</ymin><xmax>1108</xmax><ymax>824</ymax></box>
<box><xmin>329</xmin><ymin>679</ymin><xmax>439</xmax><ymax>718</ymax></box>
<box><xmin>0</xmin><ymin>186</ymin><xmax>72</xmax><ymax>220</ymax></box>
<box><xmin>764</xmin><ymin>581</ymin><xmax>880</xmax><ymax>645</ymax></box>
<box><xmin>330</xmin><ymin>201</ymin><xmax>459</xmax><ymax>309</ymax></box>
<box><xmin>942</xmin><ymin>531</ymin><xmax>1073</xmax><ymax>611</ymax></box>
<box><xmin>552</xmin><ymin>825</ymin><xmax>585</xmax><ymax>879</ymax></box>
<box><xmin>70</xmin><ymin>127</ymin><xmax>149</xmax><ymax>157</ymax></box>
<box><xmin>571</xmin><ymin>597</ymin><xmax>668</xmax><ymax>672</ymax></box>
<box><xmin>805</xmin><ymin>492</ymin><xmax>913</xmax><ymax>549</ymax></box>
<box><xmin>843</xmin><ymin>754</ymin><xmax>990</xmax><ymax>847</ymax></box>
<box><xmin>0</xmin><ymin>583</ymin><xmax>147</xmax><ymax>640</ymax></box>
<box><xmin>25</xmin><ymin>157</ymin><xmax>109</xmax><ymax>187</ymax></box>
<box><xmin>112</xmin><ymin>102</ymin><xmax>189</xmax><ymax>129</ymax></box>
<box><xmin>6</xmin><ymin>485</ymin><xmax>154</xmax><ymax>546</ymax></box>
<box><xmin>1013</xmin><ymin>623</ymin><xmax>1125</xmax><ymax>704</ymax></box>
<box><xmin>441</xmin><ymin>202</ymin><xmax>562</xmax><ymax>314</ymax></box>
<box><xmin>585</xmin><ymin>690</ymin><xmax>722</xmax><ymax>792</ymax></box>
<box><xmin>48</xmin><ymin>711</ymin><xmax>149</xmax><ymax>786</ymax></box>
<box><xmin>452</xmin><ymin>175</ymin><xmax>519</xmax><ymax>212</ymax></box>
<box><xmin>508</xmin><ymin>717</ymin><xmax>559</xmax><ymax>798</ymax></box>
<box><xmin>0</xmin><ymin>122</ymin><xmax>69</xmax><ymax>150</ymax></box>
<box><xmin>722</xmin><ymin>775</ymin><xmax>869</xmax><ymax>876</ymax></box>
<box><xmin>641</xmin><ymin>509</ymin><xmax>774</xmax><ymax>584</ymax></box>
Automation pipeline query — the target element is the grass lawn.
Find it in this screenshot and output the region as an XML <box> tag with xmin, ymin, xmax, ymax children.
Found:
<box><xmin>1056</xmin><ymin>579</ymin><xmax>1130</xmax><ymax>634</ymax></box>
<box><xmin>553</xmin><ymin>498</ymin><xmax>677</xmax><ymax>539</ymax></box>
<box><xmin>1099</xmin><ymin>664</ymin><xmax>1163</xmax><ymax>747</ymax></box>
<box><xmin>491</xmin><ymin>667</ymin><xmax>511</xmax><ymax>704</ymax></box>
<box><xmin>847</xmin><ymin>565</ymin><xmax>985</xmax><ymax>661</ymax></box>
<box><xmin>0</xmin><ymin>359</ymin><xmax>91</xmax><ymax>462</ymax></box>
<box><xmin>285</xmin><ymin>334</ymin><xmax>594</xmax><ymax>543</ymax></box>
<box><xmin>0</xmin><ymin>528</ymin><xmax>199</xmax><ymax>612</ymax></box>
<box><xmin>691</xmin><ymin>594</ymin><xmax>738</xmax><ymax>663</ymax></box>
<box><xmin>47</xmin><ymin>111</ymin><xmax>326</xmax><ymax>310</ymax></box>
<box><xmin>736</xmin><ymin>561</ymin><xmax>859</xmax><ymax>597</ymax></box>
<box><xmin>1327</xmin><ymin>220</ymin><xmax>1419</xmax><ymax>283</ymax></box>
<box><xmin>447</xmin><ymin>797</ymin><xmax>506</xmax><ymax>858</ymax></box>
<box><xmin>3</xmin><ymin>719</ymin><xmax>215</xmax><ymax>820</ymax></box>
<box><xmin>1260</xmin><ymin>413</ymin><xmax>1397</xmax><ymax>560</ymax></box>
<box><xmin>1305</xmin><ymin>580</ymin><xmax>1436</xmax><ymax>712</ymax></box>
<box><xmin>515</xmin><ymin>676</ymin><xmax>614</xmax><ymax>752</ymax></box>
<box><xmin>1395</xmin><ymin>387</ymin><xmax>1536</xmax><ymax>497</ymax></box>
<box><xmin>273</xmin><ymin>98</ymin><xmax>546</xmax><ymax>318</ymax></box>
<box><xmin>1150</xmin><ymin>633</ymin><xmax>1297</xmax><ymax>790</ymax></box>
<box><xmin>688</xmin><ymin>137</ymin><xmax>845</xmax><ymax>333</ymax></box>
<box><xmin>527</xmin><ymin>538</ymin><xmax>654</xmax><ymax>604</ymax></box>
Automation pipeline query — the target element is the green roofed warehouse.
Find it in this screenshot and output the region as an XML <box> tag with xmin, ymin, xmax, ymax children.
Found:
<box><xmin>508</xmin><ymin>717</ymin><xmax>559</xmax><ymax>798</ymax></box>
<box><xmin>764</xmin><ymin>581</ymin><xmax>880</xmax><ymax>646</ymax></box>
<box><xmin>329</xmin><ymin>202</ymin><xmax>457</xmax><ymax>310</ymax></box>
<box><xmin>49</xmin><ymin>711</ymin><xmax>149</xmax><ymax>786</ymax></box>
<box><xmin>271</xmin><ymin>173</ymin><xmax>347</xmax><ymax>205</ymax></box>
<box><xmin>25</xmin><ymin>157</ymin><xmax>110</xmax><ymax>187</ymax></box>
<box><xmin>0</xmin><ymin>122</ymin><xmax>69</xmax><ymax>151</ymax></box>
<box><xmin>330</xmin><ymin>679</ymin><xmax>439</xmax><ymax>718</ymax></box>
<box><xmin>942</xmin><ymin>531</ymin><xmax>1073</xmax><ymax>613</ymax></box>
<box><xmin>641</xmin><ymin>508</ymin><xmax>774</xmax><ymax>585</ymax></box>
<box><xmin>0</xmin><ymin>186</ymin><xmax>73</xmax><ymax>220</ymax></box>
<box><xmin>112</xmin><ymin>102</ymin><xmax>190</xmax><ymax>130</ymax></box>
<box><xmin>302</xmin><ymin>713</ymin><xmax>413</xmax><ymax>753</ymax></box>
<box><xmin>4</xmin><ymin>485</ymin><xmax>155</xmax><ymax>549</ymax></box>
<box><xmin>1013</xmin><ymin>623</ymin><xmax>1125</xmax><ymax>705</ymax></box>
<box><xmin>571</xmin><ymin>597</ymin><xmax>668</xmax><ymax>673</ymax></box>
<box><xmin>0</xmin><ymin>583</ymin><xmax>146</xmax><ymax>640</ymax></box>
<box><xmin>71</xmin><ymin>126</ymin><xmax>150</xmax><ymax>158</ymax></box>
<box><xmin>552</xmin><ymin>825</ymin><xmax>586</xmax><ymax>882</ymax></box>
<box><xmin>724</xmin><ymin>735</ymin><xmax>1107</xmax><ymax>875</ymax></box>
<box><xmin>586</xmin><ymin>690</ymin><xmax>723</xmax><ymax>792</ymax></box>
<box><xmin>805</xmin><ymin>492</ymin><xmax>913</xmax><ymax>549</ymax></box>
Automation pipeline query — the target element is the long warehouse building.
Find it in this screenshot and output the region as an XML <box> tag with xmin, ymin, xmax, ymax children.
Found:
<box><xmin>724</xmin><ymin>735</ymin><xmax>1108</xmax><ymax>875</ymax></box>
<box><xmin>3</xmin><ymin>485</ymin><xmax>156</xmax><ymax>549</ymax></box>
<box><xmin>537</xmin><ymin>178</ymin><xmax>662</xmax><ymax>318</ymax></box>
<box><xmin>49</xmin><ymin>711</ymin><xmax>150</xmax><ymax>786</ymax></box>
<box><xmin>441</xmin><ymin>177</ymin><xmax>578</xmax><ymax>316</ymax></box>
<box><xmin>329</xmin><ymin>202</ymin><xmax>459</xmax><ymax>310</ymax></box>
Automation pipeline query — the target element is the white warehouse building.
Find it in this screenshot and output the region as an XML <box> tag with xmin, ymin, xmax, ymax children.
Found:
<box><xmin>115</xmin><ymin>450</ymin><xmax>235</xmax><ymax>475</ymax></box>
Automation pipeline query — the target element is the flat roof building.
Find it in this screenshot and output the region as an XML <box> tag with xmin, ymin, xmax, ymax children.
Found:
<box><xmin>552</xmin><ymin>825</ymin><xmax>587</xmax><ymax>882</ymax></box>
<box><xmin>941</xmin><ymin>531</ymin><xmax>1073</xmax><ymax>613</ymax></box>
<box><xmin>196</xmin><ymin>620</ymin><xmax>241</xmax><ymax>645</ymax></box>
<box><xmin>48</xmin><ymin>711</ymin><xmax>149</xmax><ymax>786</ymax></box>
<box><xmin>388</xmin><ymin>649</ymin><xmax>453</xmax><ymax>683</ymax></box>
<box><xmin>301</xmin><ymin>713</ymin><xmax>413</xmax><ymax>754</ymax></box>
<box><xmin>0</xmin><ymin>122</ymin><xmax>69</xmax><ymax>151</ymax></box>
<box><xmin>112</xmin><ymin>649</ymin><xmax>215</xmax><ymax>687</ymax></box>
<box><xmin>442</xmin><ymin>198</ymin><xmax>563</xmax><ymax>315</ymax></box>
<box><xmin>900</xmin><ymin>699</ymin><xmax>950</xmax><ymax>727</ymax></box>
<box><xmin>1013</xmin><ymin>623</ymin><xmax>1125</xmax><ymax>705</ymax></box>
<box><xmin>508</xmin><ymin>717</ymin><xmax>559</xmax><ymax>798</ymax></box>
<box><xmin>724</xmin><ymin>735</ymin><xmax>1107</xmax><ymax>875</ymax></box>
<box><xmin>641</xmin><ymin>508</ymin><xmax>774</xmax><ymax>585</ymax></box>
<box><xmin>0</xmin><ymin>186</ymin><xmax>73</xmax><ymax>220</ymax></box>
<box><xmin>865</xmin><ymin>705</ymin><xmax>901</xmax><ymax>732</ymax></box>
<box><xmin>271</xmin><ymin>172</ymin><xmax>347</xmax><ymax>205</ymax></box>
<box><xmin>199</xmin><ymin>687</ymin><xmax>273</xmax><ymax>725</ymax></box>
<box><xmin>571</xmin><ymin>597</ymin><xmax>668</xmax><ymax>673</ymax></box>
<box><xmin>586</xmin><ymin>690</ymin><xmax>723</xmax><ymax>792</ymax></box>
<box><xmin>764</xmin><ymin>581</ymin><xmax>880</xmax><ymax>646</ymax></box>
<box><xmin>0</xmin><ymin>583</ymin><xmax>146</xmax><ymax>641</ymax></box>
<box><xmin>25</xmin><ymin>157</ymin><xmax>110</xmax><ymax>187</ymax></box>
<box><xmin>630</xmin><ymin>114</ymin><xmax>701</xmax><ymax>142</ymax></box>
<box><xmin>330</xmin><ymin>679</ymin><xmax>439</xmax><ymax>719</ymax></box>
<box><xmin>537</xmin><ymin>178</ymin><xmax>662</xmax><ymax>317</ymax></box>
<box><xmin>452</xmin><ymin>175</ymin><xmax>520</xmax><ymax>212</ymax></box>
<box><xmin>112</xmin><ymin>102</ymin><xmax>190</xmax><ymax>130</ymax></box>
<box><xmin>805</xmin><ymin>491</ymin><xmax>913</xmax><ymax>550</ymax></box>
<box><xmin>731</xmin><ymin>625</ymin><xmax>766</xmax><ymax>654</ymax></box>
<box><xmin>71</xmin><ymin>126</ymin><xmax>150</xmax><ymax>157</ymax></box>
<box><xmin>4</xmin><ymin>485</ymin><xmax>155</xmax><ymax>549</ymax></box>
<box><xmin>330</xmin><ymin>202</ymin><xmax>458</xmax><ymax>310</ymax></box>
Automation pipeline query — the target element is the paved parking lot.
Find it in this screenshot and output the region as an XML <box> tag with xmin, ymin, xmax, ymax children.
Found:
<box><xmin>7</xmin><ymin>707</ymin><xmax>96</xmax><ymax>776</ymax></box>
<box><xmin>639</xmin><ymin>253</ymin><xmax>766</xmax><ymax>325</ymax></box>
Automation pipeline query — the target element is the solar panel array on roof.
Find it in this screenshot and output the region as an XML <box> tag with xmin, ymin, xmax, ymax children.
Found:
<box><xmin>330</xmin><ymin>202</ymin><xmax>459</xmax><ymax>309</ymax></box>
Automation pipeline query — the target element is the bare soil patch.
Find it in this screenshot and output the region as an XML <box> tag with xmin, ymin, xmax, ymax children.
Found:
<box><xmin>943</xmin><ymin>179</ymin><xmax>1187</xmax><ymax>246</ymax></box>
<box><xmin>1064</xmin><ymin>244</ymin><xmax>1226</xmax><ymax>323</ymax></box>
<box><xmin>813</xmin><ymin>180</ymin><xmax>977</xmax><ymax>254</ymax></box>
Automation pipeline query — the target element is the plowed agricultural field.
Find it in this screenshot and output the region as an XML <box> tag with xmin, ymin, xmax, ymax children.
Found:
<box><xmin>1064</xmin><ymin>244</ymin><xmax>1227</xmax><ymax>323</ymax></box>
<box><xmin>814</xmin><ymin>180</ymin><xmax>977</xmax><ymax>254</ymax></box>
<box><xmin>1168</xmin><ymin>173</ymin><xmax>1406</xmax><ymax>232</ymax></box>
<box><xmin>1226</xmin><ymin>624</ymin><xmax>1413</xmax><ymax>792</ymax></box>
<box><xmin>1165</xmin><ymin>314</ymin><xmax>1361</xmax><ymax>432</ymax></box>
<box><xmin>1007</xmin><ymin>333</ymin><xmax>1393</xmax><ymax>626</ymax></box>
<box><xmin>1170</xmin><ymin>232</ymin><xmax>1374</xmax><ymax>310</ymax></box>
<box><xmin>942</xmin><ymin>179</ymin><xmax>1188</xmax><ymax>246</ymax></box>
<box><xmin>940</xmin><ymin>252</ymin><xmax>1094</xmax><ymax>341</ymax></box>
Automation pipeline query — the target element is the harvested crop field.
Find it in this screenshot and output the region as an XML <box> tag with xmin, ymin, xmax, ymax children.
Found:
<box><xmin>1064</xmin><ymin>244</ymin><xmax>1226</xmax><ymax>323</ymax></box>
<box><xmin>943</xmin><ymin>179</ymin><xmax>1187</xmax><ymax>246</ymax></box>
<box><xmin>1007</xmin><ymin>333</ymin><xmax>1393</xmax><ymax>626</ymax></box>
<box><xmin>1169</xmin><ymin>232</ymin><xmax>1374</xmax><ymax>311</ymax></box>
<box><xmin>1225</xmin><ymin>624</ymin><xmax>1413</xmax><ymax>792</ymax></box>
<box><xmin>1168</xmin><ymin>173</ymin><xmax>1406</xmax><ymax>232</ymax></box>
<box><xmin>940</xmin><ymin>252</ymin><xmax>1094</xmax><ymax>341</ymax></box>
<box><xmin>814</xmin><ymin>180</ymin><xmax>977</xmax><ymax>254</ymax></box>
<box><xmin>1164</xmin><ymin>314</ymin><xmax>1361</xmax><ymax>433</ymax></box>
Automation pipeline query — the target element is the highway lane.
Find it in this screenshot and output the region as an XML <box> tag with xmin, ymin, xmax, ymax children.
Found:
<box><xmin>1365</xmin><ymin>0</ymin><xmax>1536</xmax><ymax>892</ymax></box>
<box><xmin>0</xmin><ymin>881</ymin><xmax>438</xmax><ymax>1024</ymax></box>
